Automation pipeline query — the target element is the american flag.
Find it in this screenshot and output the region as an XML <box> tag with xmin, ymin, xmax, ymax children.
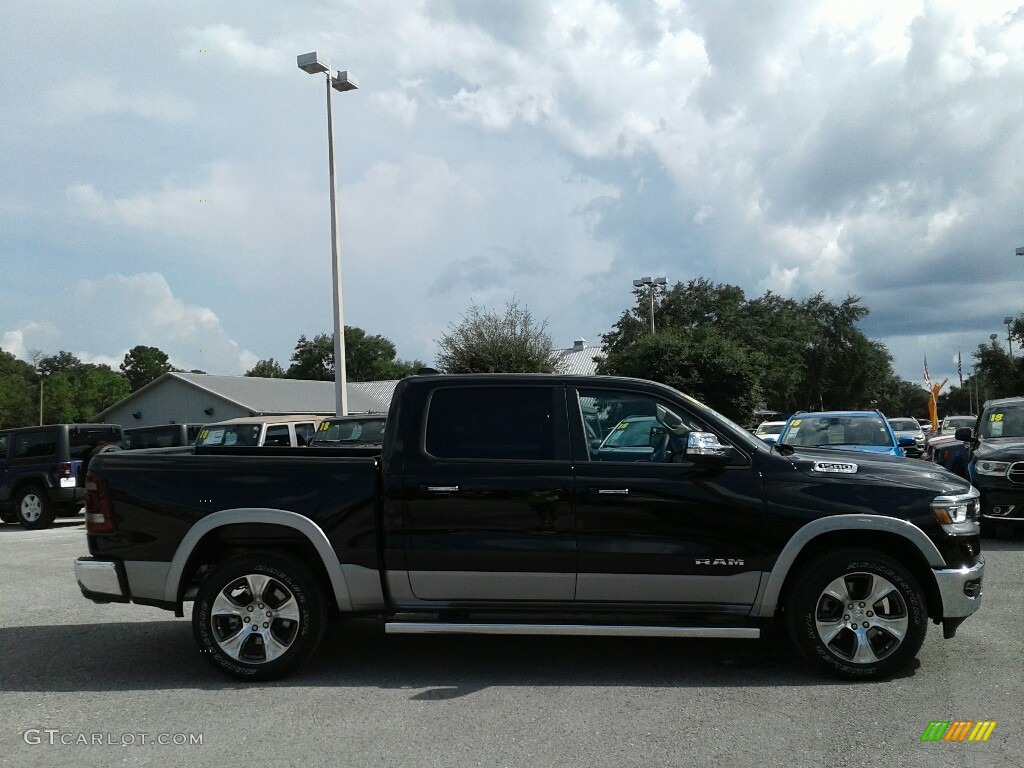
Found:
<box><xmin>924</xmin><ymin>355</ymin><xmax>931</xmax><ymax>389</ymax></box>
<box><xmin>957</xmin><ymin>351</ymin><xmax>963</xmax><ymax>387</ymax></box>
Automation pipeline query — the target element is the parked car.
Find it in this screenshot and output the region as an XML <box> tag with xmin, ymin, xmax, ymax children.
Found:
<box><xmin>309</xmin><ymin>415</ymin><xmax>386</xmax><ymax>447</ymax></box>
<box><xmin>124</xmin><ymin>423</ymin><xmax>204</xmax><ymax>450</ymax></box>
<box><xmin>778</xmin><ymin>411</ymin><xmax>911</xmax><ymax>457</ymax></box>
<box><xmin>754</xmin><ymin>420</ymin><xmax>787</xmax><ymax>444</ymax></box>
<box><xmin>886</xmin><ymin>417</ymin><xmax>926</xmax><ymax>458</ymax></box>
<box><xmin>0</xmin><ymin>423</ymin><xmax>123</xmax><ymax>529</ymax></box>
<box><xmin>955</xmin><ymin>397</ymin><xmax>1024</xmax><ymax>534</ymax></box>
<box><xmin>77</xmin><ymin>373</ymin><xmax>984</xmax><ymax>682</ymax></box>
<box><xmin>940</xmin><ymin>415</ymin><xmax>977</xmax><ymax>436</ymax></box>
<box><xmin>195</xmin><ymin>415</ymin><xmax>325</xmax><ymax>448</ymax></box>
<box><xmin>924</xmin><ymin>433</ymin><xmax>970</xmax><ymax>479</ymax></box>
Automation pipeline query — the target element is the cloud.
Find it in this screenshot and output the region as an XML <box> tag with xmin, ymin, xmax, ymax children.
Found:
<box><xmin>1</xmin><ymin>322</ymin><xmax>60</xmax><ymax>362</ymax></box>
<box><xmin>1</xmin><ymin>274</ymin><xmax>258</xmax><ymax>375</ymax></box>
<box><xmin>39</xmin><ymin>76</ymin><xmax>194</xmax><ymax>126</ymax></box>
<box><xmin>182</xmin><ymin>24</ymin><xmax>298</xmax><ymax>73</ymax></box>
<box><xmin>67</xmin><ymin>273</ymin><xmax>258</xmax><ymax>374</ymax></box>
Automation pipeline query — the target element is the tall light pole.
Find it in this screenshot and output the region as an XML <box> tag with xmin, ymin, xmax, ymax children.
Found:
<box><xmin>632</xmin><ymin>276</ymin><xmax>667</xmax><ymax>334</ymax></box>
<box><xmin>298</xmin><ymin>52</ymin><xmax>359</xmax><ymax>416</ymax></box>
<box><xmin>1004</xmin><ymin>316</ymin><xmax>1015</xmax><ymax>358</ymax></box>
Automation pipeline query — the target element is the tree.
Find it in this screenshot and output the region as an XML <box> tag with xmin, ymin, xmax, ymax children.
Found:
<box><xmin>283</xmin><ymin>328</ymin><xmax>425</xmax><ymax>381</ymax></box>
<box><xmin>436</xmin><ymin>299</ymin><xmax>560</xmax><ymax>374</ymax></box>
<box><xmin>600</xmin><ymin>279</ymin><xmax>899</xmax><ymax>421</ymax></box>
<box><xmin>121</xmin><ymin>345</ymin><xmax>174</xmax><ymax>391</ymax></box>
<box><xmin>246</xmin><ymin>358</ymin><xmax>287</xmax><ymax>378</ymax></box>
<box><xmin>0</xmin><ymin>349</ymin><xmax>36</xmax><ymax>427</ymax></box>
<box><xmin>344</xmin><ymin>327</ymin><xmax>424</xmax><ymax>380</ymax></box>
<box><xmin>287</xmin><ymin>334</ymin><xmax>335</xmax><ymax>380</ymax></box>
<box><xmin>600</xmin><ymin>328</ymin><xmax>764</xmax><ymax>423</ymax></box>
<box><xmin>74</xmin><ymin>366</ymin><xmax>131</xmax><ymax>421</ymax></box>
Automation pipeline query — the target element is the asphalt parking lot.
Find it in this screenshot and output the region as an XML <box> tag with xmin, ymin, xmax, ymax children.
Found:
<box><xmin>1</xmin><ymin>520</ymin><xmax>1021</xmax><ymax>768</ymax></box>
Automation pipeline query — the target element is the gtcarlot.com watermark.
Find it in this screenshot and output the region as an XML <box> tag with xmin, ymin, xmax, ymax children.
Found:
<box><xmin>23</xmin><ymin>729</ymin><xmax>203</xmax><ymax>747</ymax></box>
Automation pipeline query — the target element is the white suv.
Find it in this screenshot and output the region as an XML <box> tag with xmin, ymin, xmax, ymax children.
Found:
<box><xmin>195</xmin><ymin>415</ymin><xmax>325</xmax><ymax>448</ymax></box>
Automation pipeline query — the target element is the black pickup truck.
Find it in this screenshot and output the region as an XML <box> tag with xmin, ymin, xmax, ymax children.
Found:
<box><xmin>75</xmin><ymin>374</ymin><xmax>985</xmax><ymax>682</ymax></box>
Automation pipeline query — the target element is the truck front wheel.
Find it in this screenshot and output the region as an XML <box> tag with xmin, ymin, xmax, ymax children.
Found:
<box><xmin>16</xmin><ymin>486</ymin><xmax>55</xmax><ymax>530</ymax></box>
<box><xmin>786</xmin><ymin>549</ymin><xmax>927</xmax><ymax>679</ymax></box>
<box><xmin>192</xmin><ymin>552</ymin><xmax>327</xmax><ymax>681</ymax></box>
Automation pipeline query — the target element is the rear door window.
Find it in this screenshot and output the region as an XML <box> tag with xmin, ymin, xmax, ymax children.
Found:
<box><xmin>425</xmin><ymin>386</ymin><xmax>557</xmax><ymax>461</ymax></box>
<box><xmin>13</xmin><ymin>430</ymin><xmax>57</xmax><ymax>459</ymax></box>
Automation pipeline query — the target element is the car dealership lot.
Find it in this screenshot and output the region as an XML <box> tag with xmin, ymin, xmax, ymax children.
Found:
<box><xmin>1</xmin><ymin>522</ymin><xmax>1021</xmax><ymax>768</ymax></box>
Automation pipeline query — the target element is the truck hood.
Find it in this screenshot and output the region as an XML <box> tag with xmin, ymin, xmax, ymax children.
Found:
<box><xmin>780</xmin><ymin>445</ymin><xmax>972</xmax><ymax>495</ymax></box>
<box><xmin>975</xmin><ymin>437</ymin><xmax>1024</xmax><ymax>461</ymax></box>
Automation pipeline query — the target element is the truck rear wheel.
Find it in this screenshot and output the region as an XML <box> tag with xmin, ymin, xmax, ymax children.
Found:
<box><xmin>192</xmin><ymin>552</ymin><xmax>327</xmax><ymax>681</ymax></box>
<box><xmin>785</xmin><ymin>549</ymin><xmax>927</xmax><ymax>679</ymax></box>
<box><xmin>16</xmin><ymin>485</ymin><xmax>55</xmax><ymax>530</ymax></box>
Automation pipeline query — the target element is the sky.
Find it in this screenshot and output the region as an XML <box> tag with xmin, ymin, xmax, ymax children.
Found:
<box><xmin>2</xmin><ymin>0</ymin><xmax>1023</xmax><ymax>395</ymax></box>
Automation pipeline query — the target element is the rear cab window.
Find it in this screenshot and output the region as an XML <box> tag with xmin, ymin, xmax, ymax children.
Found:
<box><xmin>424</xmin><ymin>386</ymin><xmax>562</xmax><ymax>461</ymax></box>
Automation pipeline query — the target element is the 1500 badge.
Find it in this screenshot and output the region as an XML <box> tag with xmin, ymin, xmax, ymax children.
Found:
<box><xmin>695</xmin><ymin>558</ymin><xmax>745</xmax><ymax>566</ymax></box>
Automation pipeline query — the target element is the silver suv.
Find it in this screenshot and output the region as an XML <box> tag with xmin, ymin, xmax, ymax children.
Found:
<box><xmin>887</xmin><ymin>417</ymin><xmax>926</xmax><ymax>458</ymax></box>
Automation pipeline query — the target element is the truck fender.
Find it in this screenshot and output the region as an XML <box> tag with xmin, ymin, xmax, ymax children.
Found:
<box><xmin>163</xmin><ymin>508</ymin><xmax>354</xmax><ymax>612</ymax></box>
<box><xmin>750</xmin><ymin>514</ymin><xmax>945</xmax><ymax>618</ymax></box>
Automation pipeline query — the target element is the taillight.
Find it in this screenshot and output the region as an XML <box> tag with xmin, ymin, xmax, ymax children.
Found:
<box><xmin>59</xmin><ymin>462</ymin><xmax>73</xmax><ymax>477</ymax></box>
<box><xmin>85</xmin><ymin>472</ymin><xmax>115</xmax><ymax>533</ymax></box>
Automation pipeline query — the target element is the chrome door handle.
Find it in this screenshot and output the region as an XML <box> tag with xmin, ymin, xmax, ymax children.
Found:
<box><xmin>594</xmin><ymin>488</ymin><xmax>629</xmax><ymax>495</ymax></box>
<box><xmin>426</xmin><ymin>485</ymin><xmax>459</xmax><ymax>493</ymax></box>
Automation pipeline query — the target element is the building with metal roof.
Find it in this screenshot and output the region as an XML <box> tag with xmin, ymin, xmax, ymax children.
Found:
<box><xmin>96</xmin><ymin>372</ymin><xmax>395</xmax><ymax>428</ymax></box>
<box><xmin>555</xmin><ymin>338</ymin><xmax>602</xmax><ymax>376</ymax></box>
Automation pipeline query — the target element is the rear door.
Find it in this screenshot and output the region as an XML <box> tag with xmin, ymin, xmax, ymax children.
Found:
<box><xmin>570</xmin><ymin>386</ymin><xmax>766</xmax><ymax>608</ymax></box>
<box><xmin>399</xmin><ymin>384</ymin><xmax>577</xmax><ymax>601</ymax></box>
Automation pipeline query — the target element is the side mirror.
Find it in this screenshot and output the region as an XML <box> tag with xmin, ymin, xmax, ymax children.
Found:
<box><xmin>953</xmin><ymin>427</ymin><xmax>973</xmax><ymax>443</ymax></box>
<box><xmin>686</xmin><ymin>431</ymin><xmax>733</xmax><ymax>465</ymax></box>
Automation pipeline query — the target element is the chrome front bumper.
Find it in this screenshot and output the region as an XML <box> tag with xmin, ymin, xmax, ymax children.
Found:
<box><xmin>933</xmin><ymin>556</ymin><xmax>985</xmax><ymax>619</ymax></box>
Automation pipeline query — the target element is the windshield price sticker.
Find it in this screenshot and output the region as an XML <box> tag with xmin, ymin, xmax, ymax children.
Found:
<box><xmin>319</xmin><ymin>422</ymin><xmax>330</xmax><ymax>431</ymax></box>
<box><xmin>813</xmin><ymin>461</ymin><xmax>858</xmax><ymax>474</ymax></box>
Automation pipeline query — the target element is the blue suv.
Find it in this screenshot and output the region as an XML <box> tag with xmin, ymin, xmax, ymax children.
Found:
<box><xmin>0</xmin><ymin>424</ymin><xmax>124</xmax><ymax>529</ymax></box>
<box><xmin>777</xmin><ymin>411</ymin><xmax>911</xmax><ymax>457</ymax></box>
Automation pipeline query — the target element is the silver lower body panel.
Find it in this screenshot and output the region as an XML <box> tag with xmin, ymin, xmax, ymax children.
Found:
<box><xmin>385</xmin><ymin>622</ymin><xmax>760</xmax><ymax>639</ymax></box>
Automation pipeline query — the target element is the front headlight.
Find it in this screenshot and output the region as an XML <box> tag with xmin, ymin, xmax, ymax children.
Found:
<box><xmin>931</xmin><ymin>489</ymin><xmax>981</xmax><ymax>536</ymax></box>
<box><xmin>975</xmin><ymin>460</ymin><xmax>1010</xmax><ymax>477</ymax></box>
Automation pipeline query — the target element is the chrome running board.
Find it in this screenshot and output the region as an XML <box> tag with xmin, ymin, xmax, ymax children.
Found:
<box><xmin>385</xmin><ymin>622</ymin><xmax>760</xmax><ymax>639</ymax></box>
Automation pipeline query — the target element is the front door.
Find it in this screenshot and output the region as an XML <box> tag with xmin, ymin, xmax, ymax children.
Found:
<box><xmin>571</xmin><ymin>387</ymin><xmax>766</xmax><ymax>608</ymax></box>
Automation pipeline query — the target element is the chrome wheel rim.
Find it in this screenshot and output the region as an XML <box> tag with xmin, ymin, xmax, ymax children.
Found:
<box><xmin>814</xmin><ymin>572</ymin><xmax>909</xmax><ymax>664</ymax></box>
<box><xmin>20</xmin><ymin>494</ymin><xmax>42</xmax><ymax>522</ymax></box>
<box><xmin>210</xmin><ymin>573</ymin><xmax>301</xmax><ymax>664</ymax></box>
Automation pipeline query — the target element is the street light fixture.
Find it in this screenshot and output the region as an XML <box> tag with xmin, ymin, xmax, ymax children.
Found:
<box><xmin>1004</xmin><ymin>316</ymin><xmax>1015</xmax><ymax>358</ymax></box>
<box><xmin>632</xmin><ymin>276</ymin><xmax>667</xmax><ymax>334</ymax></box>
<box><xmin>297</xmin><ymin>51</ymin><xmax>359</xmax><ymax>416</ymax></box>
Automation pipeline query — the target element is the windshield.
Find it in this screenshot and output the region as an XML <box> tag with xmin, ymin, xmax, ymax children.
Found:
<box><xmin>782</xmin><ymin>415</ymin><xmax>894</xmax><ymax>448</ymax></box>
<box><xmin>196</xmin><ymin>425</ymin><xmax>262</xmax><ymax>447</ymax></box>
<box><xmin>887</xmin><ymin>419</ymin><xmax>918</xmax><ymax>431</ymax></box>
<box><xmin>978</xmin><ymin>405</ymin><xmax>1024</xmax><ymax>439</ymax></box>
<box><xmin>600</xmin><ymin>417</ymin><xmax>660</xmax><ymax>449</ymax></box>
<box><xmin>941</xmin><ymin>416</ymin><xmax>976</xmax><ymax>434</ymax></box>
<box><xmin>313</xmin><ymin>418</ymin><xmax>385</xmax><ymax>444</ymax></box>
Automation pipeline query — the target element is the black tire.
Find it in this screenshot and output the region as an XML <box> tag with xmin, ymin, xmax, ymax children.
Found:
<box><xmin>785</xmin><ymin>548</ymin><xmax>927</xmax><ymax>679</ymax></box>
<box><xmin>15</xmin><ymin>485</ymin><xmax>56</xmax><ymax>530</ymax></box>
<box><xmin>192</xmin><ymin>551</ymin><xmax>327</xmax><ymax>681</ymax></box>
